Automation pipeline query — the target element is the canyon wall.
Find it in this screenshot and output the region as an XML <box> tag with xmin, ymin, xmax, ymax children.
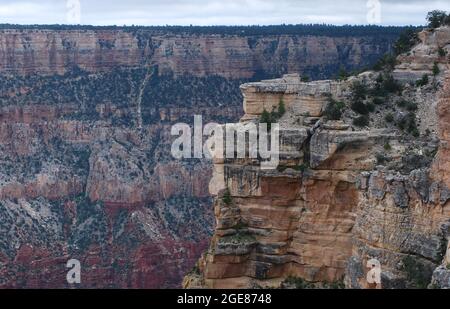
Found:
<box><xmin>185</xmin><ymin>27</ymin><xmax>450</xmax><ymax>289</ymax></box>
<box><xmin>0</xmin><ymin>25</ymin><xmax>405</xmax><ymax>288</ymax></box>
<box><xmin>0</xmin><ymin>27</ymin><xmax>399</xmax><ymax>79</ymax></box>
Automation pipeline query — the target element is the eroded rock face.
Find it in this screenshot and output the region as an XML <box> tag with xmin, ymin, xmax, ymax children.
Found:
<box><xmin>0</xmin><ymin>28</ymin><xmax>399</xmax><ymax>79</ymax></box>
<box><xmin>241</xmin><ymin>75</ymin><xmax>348</xmax><ymax>120</ymax></box>
<box><xmin>186</xmin><ymin>27</ymin><xmax>450</xmax><ymax>289</ymax></box>
<box><xmin>0</xmin><ymin>108</ymin><xmax>216</xmax><ymax>288</ymax></box>
<box><xmin>0</xmin><ymin>25</ymin><xmax>439</xmax><ymax>288</ymax></box>
<box><xmin>394</xmin><ymin>26</ymin><xmax>450</xmax><ymax>83</ymax></box>
<box><xmin>0</xmin><ymin>25</ymin><xmax>401</xmax><ymax>288</ymax></box>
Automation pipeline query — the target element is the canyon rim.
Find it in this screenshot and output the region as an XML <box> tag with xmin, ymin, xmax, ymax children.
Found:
<box><xmin>1</xmin><ymin>7</ymin><xmax>450</xmax><ymax>290</ymax></box>
<box><xmin>184</xmin><ymin>24</ymin><xmax>450</xmax><ymax>289</ymax></box>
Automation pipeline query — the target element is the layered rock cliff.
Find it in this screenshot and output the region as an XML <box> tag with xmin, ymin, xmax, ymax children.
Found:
<box><xmin>185</xmin><ymin>26</ymin><xmax>450</xmax><ymax>289</ymax></box>
<box><xmin>0</xmin><ymin>25</ymin><xmax>407</xmax><ymax>288</ymax></box>
<box><xmin>0</xmin><ymin>27</ymin><xmax>400</xmax><ymax>79</ymax></box>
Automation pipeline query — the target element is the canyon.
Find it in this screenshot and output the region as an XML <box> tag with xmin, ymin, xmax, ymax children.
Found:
<box><xmin>0</xmin><ymin>26</ymin><xmax>401</xmax><ymax>79</ymax></box>
<box><xmin>0</xmin><ymin>25</ymin><xmax>403</xmax><ymax>288</ymax></box>
<box><xmin>184</xmin><ymin>26</ymin><xmax>450</xmax><ymax>289</ymax></box>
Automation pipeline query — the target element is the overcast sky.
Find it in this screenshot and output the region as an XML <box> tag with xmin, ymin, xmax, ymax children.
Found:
<box><xmin>0</xmin><ymin>0</ymin><xmax>449</xmax><ymax>26</ymax></box>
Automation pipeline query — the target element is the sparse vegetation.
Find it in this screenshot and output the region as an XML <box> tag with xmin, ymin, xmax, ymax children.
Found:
<box><xmin>323</xmin><ymin>97</ymin><xmax>346</xmax><ymax>120</ymax></box>
<box><xmin>222</xmin><ymin>188</ymin><xmax>232</xmax><ymax>205</ymax></box>
<box><xmin>350</xmin><ymin>81</ymin><xmax>368</xmax><ymax>101</ymax></box>
<box><xmin>372</xmin><ymin>97</ymin><xmax>384</xmax><ymax>105</ymax></box>
<box><xmin>231</xmin><ymin>221</ymin><xmax>249</xmax><ymax>230</ymax></box>
<box><xmin>278</xmin><ymin>99</ymin><xmax>286</xmax><ymax>116</ymax></box>
<box><xmin>393</xmin><ymin>28</ymin><xmax>420</xmax><ymax>56</ymax></box>
<box><xmin>349</xmin><ymin>81</ymin><xmax>378</xmax><ymax>117</ymax></box>
<box><xmin>397</xmin><ymin>112</ymin><xmax>420</xmax><ymax>137</ymax></box>
<box><xmin>427</xmin><ymin>10</ymin><xmax>450</xmax><ymax>29</ymax></box>
<box><xmin>301</xmin><ymin>76</ymin><xmax>310</xmax><ymax>82</ymax></box>
<box><xmin>373</xmin><ymin>27</ymin><xmax>419</xmax><ymax>71</ymax></box>
<box><xmin>351</xmin><ymin>100</ymin><xmax>372</xmax><ymax>115</ymax></box>
<box><xmin>433</xmin><ymin>62</ymin><xmax>440</xmax><ymax>76</ymax></box>
<box><xmin>406</xmin><ymin>101</ymin><xmax>418</xmax><ymax>112</ymax></box>
<box><xmin>381</xmin><ymin>74</ymin><xmax>403</xmax><ymax>94</ymax></box>
<box><xmin>373</xmin><ymin>53</ymin><xmax>397</xmax><ymax>72</ymax></box>
<box><xmin>337</xmin><ymin>67</ymin><xmax>349</xmax><ymax>80</ymax></box>
<box><xmin>219</xmin><ymin>230</ymin><xmax>256</xmax><ymax>245</ymax></box>
<box><xmin>396</xmin><ymin>99</ymin><xmax>407</xmax><ymax>108</ymax></box>
<box><xmin>416</xmin><ymin>74</ymin><xmax>429</xmax><ymax>87</ymax></box>
<box><xmin>385</xmin><ymin>113</ymin><xmax>394</xmax><ymax>123</ymax></box>
<box><xmin>384</xmin><ymin>142</ymin><xmax>392</xmax><ymax>151</ymax></box>
<box><xmin>282</xmin><ymin>277</ymin><xmax>316</xmax><ymax>289</ymax></box>
<box><xmin>282</xmin><ymin>276</ymin><xmax>345</xmax><ymax>289</ymax></box>
<box><xmin>353</xmin><ymin>115</ymin><xmax>369</xmax><ymax>127</ymax></box>
<box><xmin>397</xmin><ymin>99</ymin><xmax>418</xmax><ymax>112</ymax></box>
<box><xmin>402</xmin><ymin>256</ymin><xmax>433</xmax><ymax>289</ymax></box>
<box><xmin>438</xmin><ymin>47</ymin><xmax>448</xmax><ymax>57</ymax></box>
<box><xmin>376</xmin><ymin>153</ymin><xmax>388</xmax><ymax>165</ymax></box>
<box><xmin>370</xmin><ymin>74</ymin><xmax>402</xmax><ymax>99</ymax></box>
<box><xmin>259</xmin><ymin>99</ymin><xmax>286</xmax><ymax>129</ymax></box>
<box><xmin>294</xmin><ymin>163</ymin><xmax>309</xmax><ymax>172</ymax></box>
<box><xmin>260</xmin><ymin>109</ymin><xmax>272</xmax><ymax>125</ymax></box>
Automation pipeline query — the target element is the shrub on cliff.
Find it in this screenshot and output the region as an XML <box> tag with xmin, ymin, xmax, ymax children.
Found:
<box><xmin>397</xmin><ymin>112</ymin><xmax>420</xmax><ymax>137</ymax></box>
<box><xmin>385</xmin><ymin>113</ymin><xmax>394</xmax><ymax>123</ymax></box>
<box><xmin>397</xmin><ymin>99</ymin><xmax>417</xmax><ymax>112</ymax></box>
<box><xmin>416</xmin><ymin>74</ymin><xmax>429</xmax><ymax>87</ymax></box>
<box><xmin>394</xmin><ymin>28</ymin><xmax>419</xmax><ymax>55</ymax></box>
<box><xmin>438</xmin><ymin>47</ymin><xmax>448</xmax><ymax>57</ymax></box>
<box><xmin>372</xmin><ymin>74</ymin><xmax>402</xmax><ymax>97</ymax></box>
<box><xmin>381</xmin><ymin>74</ymin><xmax>403</xmax><ymax>94</ymax></box>
<box><xmin>337</xmin><ymin>67</ymin><xmax>349</xmax><ymax>80</ymax></box>
<box><xmin>350</xmin><ymin>81</ymin><xmax>368</xmax><ymax>101</ymax></box>
<box><xmin>433</xmin><ymin>62</ymin><xmax>440</xmax><ymax>76</ymax></box>
<box><xmin>282</xmin><ymin>277</ymin><xmax>316</xmax><ymax>289</ymax></box>
<box><xmin>219</xmin><ymin>231</ymin><xmax>256</xmax><ymax>245</ymax></box>
<box><xmin>353</xmin><ymin>115</ymin><xmax>369</xmax><ymax>127</ymax></box>
<box><xmin>222</xmin><ymin>188</ymin><xmax>232</xmax><ymax>205</ymax></box>
<box><xmin>351</xmin><ymin>100</ymin><xmax>374</xmax><ymax>115</ymax></box>
<box><xmin>277</xmin><ymin>99</ymin><xmax>286</xmax><ymax>117</ymax></box>
<box><xmin>301</xmin><ymin>76</ymin><xmax>310</xmax><ymax>82</ymax></box>
<box><xmin>372</xmin><ymin>96</ymin><xmax>385</xmax><ymax>105</ymax></box>
<box><xmin>402</xmin><ymin>256</ymin><xmax>434</xmax><ymax>289</ymax></box>
<box><xmin>323</xmin><ymin>98</ymin><xmax>346</xmax><ymax>120</ymax></box>
<box><xmin>427</xmin><ymin>10</ymin><xmax>449</xmax><ymax>29</ymax></box>
<box><xmin>260</xmin><ymin>108</ymin><xmax>272</xmax><ymax>125</ymax></box>
<box><xmin>281</xmin><ymin>277</ymin><xmax>345</xmax><ymax>289</ymax></box>
<box><xmin>373</xmin><ymin>54</ymin><xmax>397</xmax><ymax>71</ymax></box>
<box><xmin>259</xmin><ymin>99</ymin><xmax>286</xmax><ymax>128</ymax></box>
<box><xmin>406</xmin><ymin>101</ymin><xmax>418</xmax><ymax>112</ymax></box>
<box><xmin>384</xmin><ymin>142</ymin><xmax>392</xmax><ymax>151</ymax></box>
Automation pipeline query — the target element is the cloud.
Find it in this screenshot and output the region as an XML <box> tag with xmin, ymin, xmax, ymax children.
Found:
<box><xmin>0</xmin><ymin>0</ymin><xmax>448</xmax><ymax>26</ymax></box>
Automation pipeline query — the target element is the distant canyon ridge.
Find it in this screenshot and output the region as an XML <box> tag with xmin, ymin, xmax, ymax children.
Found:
<box><xmin>0</xmin><ymin>25</ymin><xmax>406</xmax><ymax>79</ymax></box>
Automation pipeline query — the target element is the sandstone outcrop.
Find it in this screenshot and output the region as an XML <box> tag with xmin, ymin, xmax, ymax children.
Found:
<box><xmin>185</xmin><ymin>27</ymin><xmax>450</xmax><ymax>289</ymax></box>
<box><xmin>394</xmin><ymin>26</ymin><xmax>450</xmax><ymax>83</ymax></box>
